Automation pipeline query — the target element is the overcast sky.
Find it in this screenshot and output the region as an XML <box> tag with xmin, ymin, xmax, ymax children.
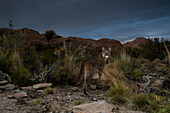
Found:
<box><xmin>0</xmin><ymin>0</ymin><xmax>170</xmax><ymax>41</ymax></box>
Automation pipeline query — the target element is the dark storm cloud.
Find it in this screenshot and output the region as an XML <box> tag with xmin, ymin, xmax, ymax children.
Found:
<box><xmin>0</xmin><ymin>0</ymin><xmax>170</xmax><ymax>41</ymax></box>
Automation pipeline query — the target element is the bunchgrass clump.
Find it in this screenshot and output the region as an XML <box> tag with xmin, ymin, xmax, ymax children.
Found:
<box><xmin>119</xmin><ymin>52</ymin><xmax>133</xmax><ymax>74</ymax></box>
<box><xmin>45</xmin><ymin>87</ymin><xmax>54</xmax><ymax>94</ymax></box>
<box><xmin>74</xmin><ymin>100</ymin><xmax>84</xmax><ymax>106</ymax></box>
<box><xmin>132</xmin><ymin>93</ymin><xmax>168</xmax><ymax>112</ymax></box>
<box><xmin>31</xmin><ymin>98</ymin><xmax>43</xmax><ymax>106</ymax></box>
<box><xmin>107</xmin><ymin>82</ymin><xmax>130</xmax><ymax>103</ymax></box>
<box><xmin>132</xmin><ymin>93</ymin><xmax>148</xmax><ymax>109</ymax></box>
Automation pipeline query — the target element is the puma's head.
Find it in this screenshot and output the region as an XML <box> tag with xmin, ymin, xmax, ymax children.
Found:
<box><xmin>102</xmin><ymin>47</ymin><xmax>111</xmax><ymax>60</ymax></box>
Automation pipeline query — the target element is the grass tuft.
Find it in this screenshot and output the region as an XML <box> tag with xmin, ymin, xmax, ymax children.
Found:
<box><xmin>74</xmin><ymin>100</ymin><xmax>84</xmax><ymax>106</ymax></box>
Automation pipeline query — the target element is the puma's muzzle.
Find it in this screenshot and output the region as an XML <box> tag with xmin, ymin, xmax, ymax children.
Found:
<box><xmin>105</xmin><ymin>56</ymin><xmax>109</xmax><ymax>59</ymax></box>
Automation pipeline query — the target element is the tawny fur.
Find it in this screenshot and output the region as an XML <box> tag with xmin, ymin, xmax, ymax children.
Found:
<box><xmin>75</xmin><ymin>47</ymin><xmax>111</xmax><ymax>95</ymax></box>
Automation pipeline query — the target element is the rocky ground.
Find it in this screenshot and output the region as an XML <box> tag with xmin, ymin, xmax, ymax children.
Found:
<box><xmin>0</xmin><ymin>82</ymin><xmax>145</xmax><ymax>113</ymax></box>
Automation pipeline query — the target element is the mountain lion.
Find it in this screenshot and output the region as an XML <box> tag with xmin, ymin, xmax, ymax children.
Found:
<box><xmin>75</xmin><ymin>47</ymin><xmax>111</xmax><ymax>95</ymax></box>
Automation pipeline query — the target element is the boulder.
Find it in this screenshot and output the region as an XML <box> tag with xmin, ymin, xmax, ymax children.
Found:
<box><xmin>0</xmin><ymin>84</ymin><xmax>15</xmax><ymax>90</ymax></box>
<box><xmin>33</xmin><ymin>83</ymin><xmax>52</xmax><ymax>89</ymax></box>
<box><xmin>12</xmin><ymin>91</ymin><xmax>28</xmax><ymax>99</ymax></box>
<box><xmin>73</xmin><ymin>101</ymin><xmax>113</xmax><ymax>113</ymax></box>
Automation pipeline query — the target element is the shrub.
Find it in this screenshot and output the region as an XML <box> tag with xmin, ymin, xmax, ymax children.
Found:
<box><xmin>10</xmin><ymin>66</ymin><xmax>33</xmax><ymax>86</ymax></box>
<box><xmin>132</xmin><ymin>93</ymin><xmax>148</xmax><ymax>109</ymax></box>
<box><xmin>74</xmin><ymin>100</ymin><xmax>83</xmax><ymax>105</ymax></box>
<box><xmin>31</xmin><ymin>98</ymin><xmax>42</xmax><ymax>106</ymax></box>
<box><xmin>45</xmin><ymin>30</ymin><xmax>56</xmax><ymax>41</ymax></box>
<box><xmin>119</xmin><ymin>52</ymin><xmax>133</xmax><ymax>74</ymax></box>
<box><xmin>45</xmin><ymin>87</ymin><xmax>54</xmax><ymax>94</ymax></box>
<box><xmin>139</xmin><ymin>38</ymin><xmax>169</xmax><ymax>61</ymax></box>
<box><xmin>132</xmin><ymin>93</ymin><xmax>168</xmax><ymax>112</ymax></box>
<box><xmin>0</xmin><ymin>49</ymin><xmax>13</xmax><ymax>73</ymax></box>
<box><xmin>133</xmin><ymin>70</ymin><xmax>145</xmax><ymax>79</ymax></box>
<box><xmin>107</xmin><ymin>82</ymin><xmax>130</xmax><ymax>103</ymax></box>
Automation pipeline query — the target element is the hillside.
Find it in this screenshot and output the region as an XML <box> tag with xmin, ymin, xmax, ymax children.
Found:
<box><xmin>123</xmin><ymin>37</ymin><xmax>149</xmax><ymax>48</ymax></box>
<box><xmin>0</xmin><ymin>28</ymin><xmax>169</xmax><ymax>113</ymax></box>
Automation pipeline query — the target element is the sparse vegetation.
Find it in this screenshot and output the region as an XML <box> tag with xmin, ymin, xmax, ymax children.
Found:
<box><xmin>45</xmin><ymin>30</ymin><xmax>56</xmax><ymax>41</ymax></box>
<box><xmin>132</xmin><ymin>93</ymin><xmax>148</xmax><ymax>110</ymax></box>
<box><xmin>107</xmin><ymin>82</ymin><xmax>130</xmax><ymax>103</ymax></box>
<box><xmin>0</xmin><ymin>28</ymin><xmax>169</xmax><ymax>112</ymax></box>
<box><xmin>132</xmin><ymin>93</ymin><xmax>170</xmax><ymax>112</ymax></box>
<box><xmin>74</xmin><ymin>100</ymin><xmax>84</xmax><ymax>105</ymax></box>
<box><xmin>31</xmin><ymin>98</ymin><xmax>43</xmax><ymax>106</ymax></box>
<box><xmin>45</xmin><ymin>87</ymin><xmax>54</xmax><ymax>94</ymax></box>
<box><xmin>133</xmin><ymin>70</ymin><xmax>145</xmax><ymax>79</ymax></box>
<box><xmin>8</xmin><ymin>20</ymin><xmax>13</xmax><ymax>29</ymax></box>
<box><xmin>119</xmin><ymin>52</ymin><xmax>133</xmax><ymax>74</ymax></box>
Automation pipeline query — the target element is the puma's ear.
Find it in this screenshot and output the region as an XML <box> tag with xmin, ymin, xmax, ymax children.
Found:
<box><xmin>109</xmin><ymin>47</ymin><xmax>111</xmax><ymax>52</ymax></box>
<box><xmin>102</xmin><ymin>47</ymin><xmax>105</xmax><ymax>51</ymax></box>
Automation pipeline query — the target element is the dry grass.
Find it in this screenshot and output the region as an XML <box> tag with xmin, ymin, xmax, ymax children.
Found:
<box><xmin>102</xmin><ymin>52</ymin><xmax>137</xmax><ymax>103</ymax></box>
<box><xmin>45</xmin><ymin>87</ymin><xmax>54</xmax><ymax>94</ymax></box>
<box><xmin>102</xmin><ymin>52</ymin><xmax>135</xmax><ymax>88</ymax></box>
<box><xmin>164</xmin><ymin>42</ymin><xmax>170</xmax><ymax>66</ymax></box>
<box><xmin>102</xmin><ymin>62</ymin><xmax>127</xmax><ymax>87</ymax></box>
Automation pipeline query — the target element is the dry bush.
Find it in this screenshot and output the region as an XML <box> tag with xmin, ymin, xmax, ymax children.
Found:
<box><xmin>102</xmin><ymin>52</ymin><xmax>136</xmax><ymax>89</ymax></box>
<box><xmin>102</xmin><ymin>61</ymin><xmax>127</xmax><ymax>87</ymax></box>
<box><xmin>132</xmin><ymin>93</ymin><xmax>148</xmax><ymax>110</ymax></box>
<box><xmin>107</xmin><ymin>81</ymin><xmax>130</xmax><ymax>103</ymax></box>
<box><xmin>102</xmin><ymin>52</ymin><xmax>137</xmax><ymax>103</ymax></box>
<box><xmin>45</xmin><ymin>87</ymin><xmax>54</xmax><ymax>94</ymax></box>
<box><xmin>164</xmin><ymin>42</ymin><xmax>170</xmax><ymax>65</ymax></box>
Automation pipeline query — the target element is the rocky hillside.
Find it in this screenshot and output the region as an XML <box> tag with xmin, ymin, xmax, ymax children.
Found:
<box><xmin>123</xmin><ymin>37</ymin><xmax>149</xmax><ymax>48</ymax></box>
<box><xmin>1</xmin><ymin>28</ymin><xmax>151</xmax><ymax>52</ymax></box>
<box><xmin>0</xmin><ymin>28</ymin><xmax>169</xmax><ymax>113</ymax></box>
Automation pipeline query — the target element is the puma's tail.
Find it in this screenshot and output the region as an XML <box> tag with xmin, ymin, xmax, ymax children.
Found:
<box><xmin>74</xmin><ymin>63</ymin><xmax>85</xmax><ymax>86</ymax></box>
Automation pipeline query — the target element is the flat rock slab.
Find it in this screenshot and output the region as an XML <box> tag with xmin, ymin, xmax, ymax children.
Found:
<box><xmin>13</xmin><ymin>91</ymin><xmax>28</xmax><ymax>99</ymax></box>
<box><xmin>0</xmin><ymin>84</ymin><xmax>15</xmax><ymax>90</ymax></box>
<box><xmin>73</xmin><ymin>101</ymin><xmax>113</xmax><ymax>113</ymax></box>
<box><xmin>33</xmin><ymin>83</ymin><xmax>52</xmax><ymax>89</ymax></box>
<box><xmin>21</xmin><ymin>86</ymin><xmax>34</xmax><ymax>91</ymax></box>
<box><xmin>0</xmin><ymin>80</ymin><xmax>8</xmax><ymax>85</ymax></box>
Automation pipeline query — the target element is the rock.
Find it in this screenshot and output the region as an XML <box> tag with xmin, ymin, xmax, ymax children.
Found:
<box><xmin>149</xmin><ymin>73</ymin><xmax>161</xmax><ymax>77</ymax></box>
<box><xmin>0</xmin><ymin>80</ymin><xmax>8</xmax><ymax>85</ymax></box>
<box><xmin>0</xmin><ymin>84</ymin><xmax>15</xmax><ymax>90</ymax></box>
<box><xmin>93</xmin><ymin>98</ymin><xmax>97</xmax><ymax>101</ymax></box>
<box><xmin>21</xmin><ymin>86</ymin><xmax>34</xmax><ymax>91</ymax></box>
<box><xmin>37</xmin><ymin>90</ymin><xmax>45</xmax><ymax>95</ymax></box>
<box><xmin>0</xmin><ymin>73</ymin><xmax>12</xmax><ymax>83</ymax></box>
<box><xmin>71</xmin><ymin>87</ymin><xmax>79</xmax><ymax>92</ymax></box>
<box><xmin>90</xmin><ymin>84</ymin><xmax>96</xmax><ymax>90</ymax></box>
<box><xmin>92</xmin><ymin>73</ymin><xmax>99</xmax><ymax>79</ymax></box>
<box><xmin>33</xmin><ymin>83</ymin><xmax>52</xmax><ymax>89</ymax></box>
<box><xmin>6</xmin><ymin>106</ymin><xmax>14</xmax><ymax>110</ymax></box>
<box><xmin>0</xmin><ymin>90</ymin><xmax>1</xmax><ymax>93</ymax></box>
<box><xmin>29</xmin><ymin>90</ymin><xmax>45</xmax><ymax>98</ymax></box>
<box><xmin>73</xmin><ymin>101</ymin><xmax>113</xmax><ymax>113</ymax></box>
<box><xmin>14</xmin><ymin>89</ymin><xmax>20</xmax><ymax>93</ymax></box>
<box><xmin>13</xmin><ymin>91</ymin><xmax>28</xmax><ymax>99</ymax></box>
<box><xmin>7</xmin><ymin>95</ymin><xmax>13</xmax><ymax>98</ymax></box>
<box><xmin>142</xmin><ymin>75</ymin><xmax>153</xmax><ymax>82</ymax></box>
<box><xmin>17</xmin><ymin>98</ymin><xmax>26</xmax><ymax>104</ymax></box>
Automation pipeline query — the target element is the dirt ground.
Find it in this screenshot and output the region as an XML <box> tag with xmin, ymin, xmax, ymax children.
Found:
<box><xmin>0</xmin><ymin>85</ymin><xmax>108</xmax><ymax>113</ymax></box>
